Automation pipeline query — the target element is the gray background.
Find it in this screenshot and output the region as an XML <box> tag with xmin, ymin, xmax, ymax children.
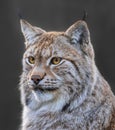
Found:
<box><xmin>0</xmin><ymin>0</ymin><xmax>115</xmax><ymax>130</ymax></box>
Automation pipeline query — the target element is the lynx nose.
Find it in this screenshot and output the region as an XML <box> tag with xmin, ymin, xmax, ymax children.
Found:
<box><xmin>31</xmin><ymin>75</ymin><xmax>42</xmax><ymax>85</ymax></box>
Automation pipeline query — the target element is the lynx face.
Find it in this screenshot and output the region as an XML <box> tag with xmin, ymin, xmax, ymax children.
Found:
<box><xmin>20</xmin><ymin>20</ymin><xmax>96</xmax><ymax>111</ymax></box>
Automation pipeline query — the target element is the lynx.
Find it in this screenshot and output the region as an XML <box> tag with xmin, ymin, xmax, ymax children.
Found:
<box><xmin>19</xmin><ymin>19</ymin><xmax>115</xmax><ymax>130</ymax></box>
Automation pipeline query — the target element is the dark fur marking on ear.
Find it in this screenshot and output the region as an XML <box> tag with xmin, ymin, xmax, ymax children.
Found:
<box><xmin>62</xmin><ymin>102</ymin><xmax>70</xmax><ymax>112</ymax></box>
<box><xmin>26</xmin><ymin>97</ymin><xmax>31</xmax><ymax>106</ymax></box>
<box><xmin>78</xmin><ymin>33</ymin><xmax>84</xmax><ymax>45</ymax></box>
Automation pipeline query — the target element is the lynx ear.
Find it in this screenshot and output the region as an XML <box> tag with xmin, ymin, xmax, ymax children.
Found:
<box><xmin>20</xmin><ymin>19</ymin><xmax>46</xmax><ymax>47</ymax></box>
<box><xmin>65</xmin><ymin>20</ymin><xmax>90</xmax><ymax>50</ymax></box>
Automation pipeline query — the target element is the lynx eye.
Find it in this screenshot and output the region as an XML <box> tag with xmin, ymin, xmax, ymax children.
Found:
<box><xmin>51</xmin><ymin>57</ymin><xmax>62</xmax><ymax>65</ymax></box>
<box><xmin>28</xmin><ymin>56</ymin><xmax>35</xmax><ymax>64</ymax></box>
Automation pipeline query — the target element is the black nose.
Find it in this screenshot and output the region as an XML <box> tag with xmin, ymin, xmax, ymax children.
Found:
<box><xmin>31</xmin><ymin>75</ymin><xmax>42</xmax><ymax>85</ymax></box>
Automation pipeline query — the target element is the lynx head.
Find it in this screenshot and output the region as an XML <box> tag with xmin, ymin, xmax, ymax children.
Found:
<box><xmin>20</xmin><ymin>19</ymin><xmax>96</xmax><ymax>111</ymax></box>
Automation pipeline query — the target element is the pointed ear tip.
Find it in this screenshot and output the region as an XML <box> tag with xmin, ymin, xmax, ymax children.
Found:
<box><xmin>20</xmin><ymin>19</ymin><xmax>30</xmax><ymax>27</ymax></box>
<box><xmin>20</xmin><ymin>19</ymin><xmax>25</xmax><ymax>27</ymax></box>
<box><xmin>20</xmin><ymin>19</ymin><xmax>26</xmax><ymax>24</ymax></box>
<box><xmin>76</xmin><ymin>20</ymin><xmax>88</xmax><ymax>27</ymax></box>
<box><xmin>65</xmin><ymin>20</ymin><xmax>89</xmax><ymax>36</ymax></box>
<box><xmin>20</xmin><ymin>19</ymin><xmax>30</xmax><ymax>33</ymax></box>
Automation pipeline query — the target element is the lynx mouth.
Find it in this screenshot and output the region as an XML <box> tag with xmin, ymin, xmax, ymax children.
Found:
<box><xmin>31</xmin><ymin>85</ymin><xmax>59</xmax><ymax>92</ymax></box>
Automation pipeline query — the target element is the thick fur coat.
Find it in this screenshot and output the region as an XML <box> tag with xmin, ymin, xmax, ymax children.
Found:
<box><xmin>20</xmin><ymin>19</ymin><xmax>115</xmax><ymax>130</ymax></box>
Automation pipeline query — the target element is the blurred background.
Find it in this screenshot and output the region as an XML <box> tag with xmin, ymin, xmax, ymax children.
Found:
<box><xmin>0</xmin><ymin>0</ymin><xmax>115</xmax><ymax>129</ymax></box>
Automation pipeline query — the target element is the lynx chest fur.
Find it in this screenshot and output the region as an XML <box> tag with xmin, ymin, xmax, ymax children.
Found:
<box><xmin>20</xmin><ymin>19</ymin><xmax>115</xmax><ymax>130</ymax></box>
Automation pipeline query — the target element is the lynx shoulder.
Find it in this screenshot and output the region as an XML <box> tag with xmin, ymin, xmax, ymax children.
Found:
<box><xmin>19</xmin><ymin>19</ymin><xmax>115</xmax><ymax>130</ymax></box>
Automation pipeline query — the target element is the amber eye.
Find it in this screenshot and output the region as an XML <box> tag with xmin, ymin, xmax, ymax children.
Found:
<box><xmin>28</xmin><ymin>56</ymin><xmax>35</xmax><ymax>64</ymax></box>
<box><xmin>51</xmin><ymin>57</ymin><xmax>62</xmax><ymax>65</ymax></box>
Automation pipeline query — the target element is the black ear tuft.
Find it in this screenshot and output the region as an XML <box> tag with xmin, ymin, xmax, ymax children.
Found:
<box><xmin>17</xmin><ymin>8</ymin><xmax>25</xmax><ymax>19</ymax></box>
<box><xmin>82</xmin><ymin>10</ymin><xmax>88</xmax><ymax>21</ymax></box>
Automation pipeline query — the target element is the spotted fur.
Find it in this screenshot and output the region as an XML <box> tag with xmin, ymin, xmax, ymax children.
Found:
<box><xmin>20</xmin><ymin>19</ymin><xmax>115</xmax><ymax>130</ymax></box>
